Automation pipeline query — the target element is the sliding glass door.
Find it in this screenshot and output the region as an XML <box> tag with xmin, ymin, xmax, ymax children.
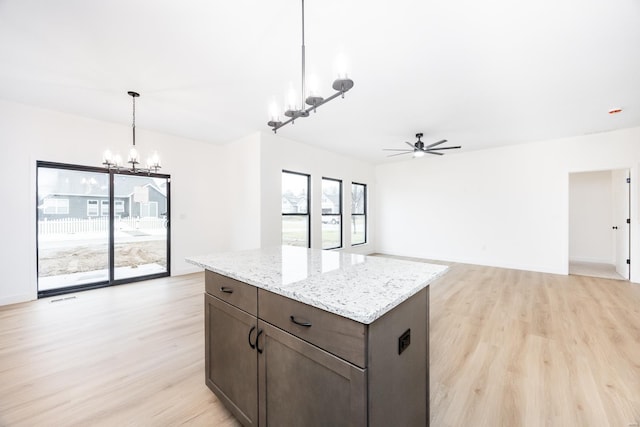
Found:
<box><xmin>37</xmin><ymin>162</ymin><xmax>170</xmax><ymax>296</ymax></box>
<box><xmin>37</xmin><ymin>167</ymin><xmax>110</xmax><ymax>291</ymax></box>
<box><xmin>113</xmin><ymin>173</ymin><xmax>169</xmax><ymax>281</ymax></box>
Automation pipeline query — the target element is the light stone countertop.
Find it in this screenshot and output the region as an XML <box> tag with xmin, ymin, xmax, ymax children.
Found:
<box><xmin>186</xmin><ymin>246</ymin><xmax>448</xmax><ymax>324</ymax></box>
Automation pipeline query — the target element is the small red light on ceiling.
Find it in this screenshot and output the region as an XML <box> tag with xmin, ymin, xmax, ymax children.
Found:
<box><xmin>608</xmin><ymin>108</ymin><xmax>623</xmax><ymax>115</ymax></box>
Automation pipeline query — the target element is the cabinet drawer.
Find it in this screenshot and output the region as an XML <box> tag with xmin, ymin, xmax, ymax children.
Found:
<box><xmin>206</xmin><ymin>270</ymin><xmax>257</xmax><ymax>316</ymax></box>
<box><xmin>258</xmin><ymin>289</ymin><xmax>367</xmax><ymax>368</ymax></box>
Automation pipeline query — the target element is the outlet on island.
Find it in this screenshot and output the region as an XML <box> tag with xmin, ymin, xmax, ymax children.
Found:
<box><xmin>398</xmin><ymin>328</ymin><xmax>411</xmax><ymax>355</ymax></box>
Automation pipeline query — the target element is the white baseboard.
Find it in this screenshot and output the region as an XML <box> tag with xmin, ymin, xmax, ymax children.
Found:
<box><xmin>0</xmin><ymin>293</ymin><xmax>36</xmax><ymax>307</ymax></box>
<box><xmin>172</xmin><ymin>266</ymin><xmax>202</xmax><ymax>276</ymax></box>
<box><xmin>569</xmin><ymin>257</ymin><xmax>614</xmax><ymax>264</ymax></box>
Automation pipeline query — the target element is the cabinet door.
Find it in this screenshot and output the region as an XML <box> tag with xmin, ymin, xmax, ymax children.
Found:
<box><xmin>257</xmin><ymin>320</ymin><xmax>366</xmax><ymax>427</ymax></box>
<box><xmin>205</xmin><ymin>294</ymin><xmax>258</xmax><ymax>426</ymax></box>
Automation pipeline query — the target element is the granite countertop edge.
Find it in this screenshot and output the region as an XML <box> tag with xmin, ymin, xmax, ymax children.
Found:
<box><xmin>186</xmin><ymin>251</ymin><xmax>448</xmax><ymax>324</ymax></box>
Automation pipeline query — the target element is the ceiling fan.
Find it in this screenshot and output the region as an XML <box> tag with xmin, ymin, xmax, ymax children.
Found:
<box><xmin>383</xmin><ymin>133</ymin><xmax>461</xmax><ymax>158</ymax></box>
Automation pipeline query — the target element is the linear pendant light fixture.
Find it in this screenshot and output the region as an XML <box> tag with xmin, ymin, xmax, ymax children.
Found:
<box><xmin>102</xmin><ymin>91</ymin><xmax>161</xmax><ymax>174</ymax></box>
<box><xmin>267</xmin><ymin>0</ymin><xmax>354</xmax><ymax>133</ymax></box>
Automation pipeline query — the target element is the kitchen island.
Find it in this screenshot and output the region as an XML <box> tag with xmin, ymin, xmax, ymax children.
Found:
<box><xmin>186</xmin><ymin>246</ymin><xmax>447</xmax><ymax>427</ymax></box>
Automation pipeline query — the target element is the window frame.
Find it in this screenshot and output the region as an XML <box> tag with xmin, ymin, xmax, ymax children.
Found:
<box><xmin>114</xmin><ymin>199</ymin><xmax>125</xmax><ymax>215</ymax></box>
<box><xmin>351</xmin><ymin>182</ymin><xmax>367</xmax><ymax>246</ymax></box>
<box><xmin>281</xmin><ymin>170</ymin><xmax>311</xmax><ymax>248</ymax></box>
<box><xmin>321</xmin><ymin>177</ymin><xmax>342</xmax><ymax>250</ymax></box>
<box><xmin>43</xmin><ymin>198</ymin><xmax>69</xmax><ymax>215</ymax></box>
<box><xmin>87</xmin><ymin>199</ymin><xmax>99</xmax><ymax>217</ymax></box>
<box><xmin>100</xmin><ymin>199</ymin><xmax>109</xmax><ymax>216</ymax></box>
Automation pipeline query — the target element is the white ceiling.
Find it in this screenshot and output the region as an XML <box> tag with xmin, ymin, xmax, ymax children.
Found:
<box><xmin>1</xmin><ymin>0</ymin><xmax>639</xmax><ymax>164</ymax></box>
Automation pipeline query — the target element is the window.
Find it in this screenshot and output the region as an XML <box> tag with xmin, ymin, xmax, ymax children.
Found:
<box><xmin>100</xmin><ymin>200</ymin><xmax>109</xmax><ymax>216</ymax></box>
<box><xmin>282</xmin><ymin>170</ymin><xmax>310</xmax><ymax>248</ymax></box>
<box><xmin>351</xmin><ymin>183</ymin><xmax>367</xmax><ymax>245</ymax></box>
<box><xmin>87</xmin><ymin>200</ymin><xmax>99</xmax><ymax>216</ymax></box>
<box><xmin>140</xmin><ymin>201</ymin><xmax>159</xmax><ymax>218</ymax></box>
<box><xmin>322</xmin><ymin>177</ymin><xmax>342</xmax><ymax>249</ymax></box>
<box><xmin>42</xmin><ymin>198</ymin><xmax>69</xmax><ymax>215</ymax></box>
<box><xmin>115</xmin><ymin>200</ymin><xmax>125</xmax><ymax>214</ymax></box>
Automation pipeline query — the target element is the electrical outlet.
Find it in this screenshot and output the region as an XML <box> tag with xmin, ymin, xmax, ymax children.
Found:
<box><xmin>398</xmin><ymin>329</ymin><xmax>411</xmax><ymax>355</ymax></box>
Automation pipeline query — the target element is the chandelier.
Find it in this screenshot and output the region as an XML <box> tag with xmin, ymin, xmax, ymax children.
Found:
<box><xmin>102</xmin><ymin>91</ymin><xmax>161</xmax><ymax>173</ymax></box>
<box><xmin>267</xmin><ymin>0</ymin><xmax>354</xmax><ymax>133</ymax></box>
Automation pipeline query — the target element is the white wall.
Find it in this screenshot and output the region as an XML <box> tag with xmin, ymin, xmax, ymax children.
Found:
<box><xmin>0</xmin><ymin>100</ymin><xmax>227</xmax><ymax>305</ymax></box>
<box><xmin>569</xmin><ymin>171</ymin><xmax>613</xmax><ymax>263</ymax></box>
<box><xmin>260</xmin><ymin>132</ymin><xmax>376</xmax><ymax>253</ymax></box>
<box><xmin>376</xmin><ymin>126</ymin><xmax>640</xmax><ymax>281</ymax></box>
<box><xmin>219</xmin><ymin>132</ymin><xmax>262</xmax><ymax>251</ymax></box>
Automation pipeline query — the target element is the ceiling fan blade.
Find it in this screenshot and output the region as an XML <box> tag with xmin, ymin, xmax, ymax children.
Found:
<box><xmin>404</xmin><ymin>141</ymin><xmax>416</xmax><ymax>149</ymax></box>
<box><xmin>426</xmin><ymin>151</ymin><xmax>444</xmax><ymax>155</ymax></box>
<box><xmin>387</xmin><ymin>151</ymin><xmax>413</xmax><ymax>157</ymax></box>
<box><xmin>427</xmin><ymin>146</ymin><xmax>462</xmax><ymax>151</ymax></box>
<box><xmin>383</xmin><ymin>148</ymin><xmax>413</xmax><ymax>152</ymax></box>
<box><xmin>425</xmin><ymin>139</ymin><xmax>447</xmax><ymax>149</ymax></box>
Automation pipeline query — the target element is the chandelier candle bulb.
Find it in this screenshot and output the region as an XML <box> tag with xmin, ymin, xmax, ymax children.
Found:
<box><xmin>128</xmin><ymin>146</ymin><xmax>139</xmax><ymax>164</ymax></box>
<box><xmin>102</xmin><ymin>149</ymin><xmax>113</xmax><ymax>166</ymax></box>
<box><xmin>146</xmin><ymin>151</ymin><xmax>161</xmax><ymax>172</ymax></box>
<box><xmin>333</xmin><ymin>53</ymin><xmax>349</xmax><ymax>80</ymax></box>
<box><xmin>269</xmin><ymin>102</ymin><xmax>280</xmax><ymax>121</ymax></box>
<box><xmin>287</xmin><ymin>83</ymin><xmax>297</xmax><ymax>109</ymax></box>
<box><xmin>307</xmin><ymin>74</ymin><xmax>319</xmax><ymax>97</ymax></box>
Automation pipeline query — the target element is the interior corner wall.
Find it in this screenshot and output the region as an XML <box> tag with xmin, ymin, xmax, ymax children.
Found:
<box><xmin>375</xmin><ymin>126</ymin><xmax>640</xmax><ymax>281</ymax></box>
<box><xmin>569</xmin><ymin>171</ymin><xmax>614</xmax><ymax>264</ymax></box>
<box><xmin>0</xmin><ymin>99</ymin><xmax>226</xmax><ymax>306</ymax></box>
<box><xmin>259</xmin><ymin>131</ymin><xmax>376</xmax><ymax>254</ymax></box>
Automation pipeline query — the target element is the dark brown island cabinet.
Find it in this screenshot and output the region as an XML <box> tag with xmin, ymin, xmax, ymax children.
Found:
<box><xmin>204</xmin><ymin>270</ymin><xmax>431</xmax><ymax>427</ymax></box>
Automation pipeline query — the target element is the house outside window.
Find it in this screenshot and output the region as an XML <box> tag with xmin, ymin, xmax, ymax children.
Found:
<box><xmin>322</xmin><ymin>177</ymin><xmax>342</xmax><ymax>249</ymax></box>
<box><xmin>282</xmin><ymin>170</ymin><xmax>310</xmax><ymax>248</ymax></box>
<box><xmin>351</xmin><ymin>183</ymin><xmax>367</xmax><ymax>245</ymax></box>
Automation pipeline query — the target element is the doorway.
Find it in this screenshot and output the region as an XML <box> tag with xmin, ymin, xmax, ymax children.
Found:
<box><xmin>568</xmin><ymin>169</ymin><xmax>629</xmax><ymax>280</ymax></box>
<box><xmin>36</xmin><ymin>161</ymin><xmax>171</xmax><ymax>296</ymax></box>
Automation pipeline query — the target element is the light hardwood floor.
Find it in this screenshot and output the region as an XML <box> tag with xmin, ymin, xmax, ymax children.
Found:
<box><xmin>1</xmin><ymin>262</ymin><xmax>639</xmax><ymax>426</ymax></box>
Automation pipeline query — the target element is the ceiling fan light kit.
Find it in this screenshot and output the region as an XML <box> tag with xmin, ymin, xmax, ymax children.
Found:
<box><xmin>267</xmin><ymin>0</ymin><xmax>354</xmax><ymax>133</ymax></box>
<box><xmin>102</xmin><ymin>91</ymin><xmax>162</xmax><ymax>174</ymax></box>
<box><xmin>383</xmin><ymin>133</ymin><xmax>462</xmax><ymax>158</ymax></box>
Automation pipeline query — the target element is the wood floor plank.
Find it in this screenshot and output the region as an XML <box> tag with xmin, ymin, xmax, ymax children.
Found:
<box><xmin>0</xmin><ymin>274</ymin><xmax>240</xmax><ymax>427</ymax></box>
<box><xmin>1</xmin><ymin>261</ymin><xmax>639</xmax><ymax>426</ymax></box>
<box><xmin>422</xmin><ymin>259</ymin><xmax>640</xmax><ymax>427</ymax></box>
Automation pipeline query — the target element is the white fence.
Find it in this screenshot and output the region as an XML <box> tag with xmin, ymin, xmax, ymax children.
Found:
<box><xmin>38</xmin><ymin>217</ymin><xmax>166</xmax><ymax>235</ymax></box>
